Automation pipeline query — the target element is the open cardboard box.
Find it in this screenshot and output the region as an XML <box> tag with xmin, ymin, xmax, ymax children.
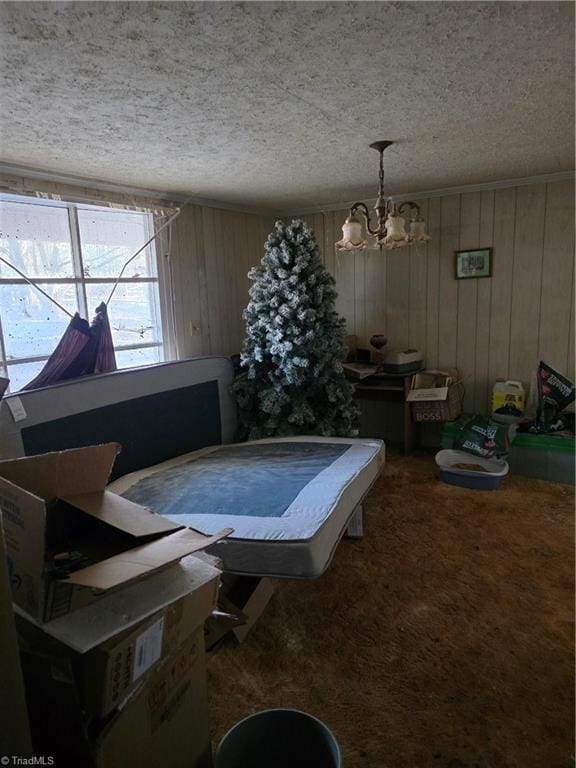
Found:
<box><xmin>0</xmin><ymin>442</ymin><xmax>231</xmax><ymax>622</ymax></box>
<box><xmin>17</xmin><ymin>553</ymin><xmax>220</xmax><ymax>718</ymax></box>
<box><xmin>406</xmin><ymin>368</ymin><xmax>459</xmax><ymax>403</ymax></box>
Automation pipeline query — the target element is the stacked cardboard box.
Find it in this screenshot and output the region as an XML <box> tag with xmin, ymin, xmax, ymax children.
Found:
<box><xmin>0</xmin><ymin>442</ymin><xmax>229</xmax><ymax>768</ymax></box>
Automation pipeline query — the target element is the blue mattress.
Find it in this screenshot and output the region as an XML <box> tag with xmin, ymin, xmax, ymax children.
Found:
<box><xmin>110</xmin><ymin>436</ymin><xmax>385</xmax><ymax>577</ymax></box>
<box><xmin>121</xmin><ymin>441</ymin><xmax>350</xmax><ymax>519</ymax></box>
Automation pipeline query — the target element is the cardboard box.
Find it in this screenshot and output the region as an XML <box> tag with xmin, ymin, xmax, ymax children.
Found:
<box><xmin>20</xmin><ymin>624</ymin><xmax>213</xmax><ymax>768</ymax></box>
<box><xmin>0</xmin><ymin>442</ymin><xmax>231</xmax><ymax>622</ymax></box>
<box><xmin>0</xmin><ymin>507</ymin><xmax>32</xmax><ymax>757</ymax></box>
<box><xmin>94</xmin><ymin>626</ymin><xmax>212</xmax><ymax>768</ymax></box>
<box><xmin>406</xmin><ymin>369</ymin><xmax>457</xmax><ymax>402</ymax></box>
<box><xmin>17</xmin><ymin>554</ymin><xmax>221</xmax><ymax>717</ymax></box>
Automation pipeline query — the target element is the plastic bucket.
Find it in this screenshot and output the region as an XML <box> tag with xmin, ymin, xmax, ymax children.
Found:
<box><xmin>215</xmin><ymin>708</ymin><xmax>342</xmax><ymax>768</ymax></box>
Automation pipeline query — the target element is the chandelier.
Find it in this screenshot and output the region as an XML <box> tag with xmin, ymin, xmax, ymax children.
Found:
<box><xmin>335</xmin><ymin>141</ymin><xmax>431</xmax><ymax>251</ymax></box>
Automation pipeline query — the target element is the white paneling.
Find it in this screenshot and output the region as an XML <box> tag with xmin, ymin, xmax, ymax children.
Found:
<box><xmin>538</xmin><ymin>180</ymin><xmax>575</xmax><ymax>373</ymax></box>
<box><xmin>509</xmin><ymin>184</ymin><xmax>546</xmax><ymax>384</ymax></box>
<box><xmin>386</xmin><ymin>245</ymin><xmax>410</xmax><ymax>349</ymax></box>
<box><xmin>167</xmin><ymin>180</ymin><xmax>572</xmax><ymax>423</ymax></box>
<box><xmin>364</xmin><ymin>247</ymin><xmax>387</xmax><ymax>347</ymax></box>
<box><xmin>456</xmin><ymin>192</ymin><xmax>481</xmax><ymax>411</ymax></box>
<box><xmin>474</xmin><ymin>190</ymin><xmax>495</xmax><ymax>412</ymax></box>
<box><xmin>437</xmin><ymin>194</ymin><xmax>461</xmax><ymax>369</ymax></box>
<box><xmin>408</xmin><ymin>199</ymin><xmax>429</xmax><ymax>359</ymax></box>
<box><xmin>280</xmin><ymin>180</ymin><xmax>574</xmax><ymax>423</ymax></box>
<box><xmin>488</xmin><ymin>187</ymin><xmax>516</xmax><ymax>385</ymax></box>
<box><xmin>425</xmin><ymin>197</ymin><xmax>441</xmax><ymax>369</ymax></box>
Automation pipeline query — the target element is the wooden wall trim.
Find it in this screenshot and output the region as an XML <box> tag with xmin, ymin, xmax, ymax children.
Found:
<box><xmin>0</xmin><ymin>165</ymin><xmax>279</xmax><ymax>216</ymax></box>
<box><xmin>282</xmin><ymin>170</ymin><xmax>575</xmax><ymax>216</ymax></box>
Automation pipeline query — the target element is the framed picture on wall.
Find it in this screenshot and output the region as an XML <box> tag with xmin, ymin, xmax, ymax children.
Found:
<box><xmin>454</xmin><ymin>248</ymin><xmax>492</xmax><ymax>279</ymax></box>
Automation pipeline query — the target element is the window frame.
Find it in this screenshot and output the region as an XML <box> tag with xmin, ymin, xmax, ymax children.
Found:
<box><xmin>0</xmin><ymin>192</ymin><xmax>174</xmax><ymax>389</ymax></box>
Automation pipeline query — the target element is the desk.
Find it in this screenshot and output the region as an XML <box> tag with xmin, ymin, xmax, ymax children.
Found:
<box><xmin>353</xmin><ymin>372</ymin><xmax>417</xmax><ymax>455</ymax></box>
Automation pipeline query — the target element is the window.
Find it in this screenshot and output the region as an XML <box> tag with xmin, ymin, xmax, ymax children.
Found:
<box><xmin>0</xmin><ymin>194</ymin><xmax>169</xmax><ymax>392</ymax></box>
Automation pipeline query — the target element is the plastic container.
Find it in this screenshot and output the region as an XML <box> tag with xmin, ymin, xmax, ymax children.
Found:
<box><xmin>215</xmin><ymin>709</ymin><xmax>341</xmax><ymax>768</ymax></box>
<box><xmin>491</xmin><ymin>380</ymin><xmax>525</xmax><ymax>423</ymax></box>
<box><xmin>507</xmin><ymin>432</ymin><xmax>575</xmax><ymax>484</ymax></box>
<box><xmin>435</xmin><ymin>449</ymin><xmax>509</xmax><ymax>490</ymax></box>
<box><xmin>441</xmin><ymin>417</ymin><xmax>575</xmax><ymax>485</ymax></box>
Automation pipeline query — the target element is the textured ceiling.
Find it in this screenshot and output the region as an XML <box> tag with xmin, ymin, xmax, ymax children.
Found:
<box><xmin>0</xmin><ymin>1</ymin><xmax>574</xmax><ymax>210</ymax></box>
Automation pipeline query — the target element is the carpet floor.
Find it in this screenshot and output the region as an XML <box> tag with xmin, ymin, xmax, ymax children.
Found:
<box><xmin>207</xmin><ymin>452</ymin><xmax>574</xmax><ymax>768</ymax></box>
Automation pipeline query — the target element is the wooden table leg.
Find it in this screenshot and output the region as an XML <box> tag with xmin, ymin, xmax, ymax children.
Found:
<box><xmin>403</xmin><ymin>377</ymin><xmax>416</xmax><ymax>455</ymax></box>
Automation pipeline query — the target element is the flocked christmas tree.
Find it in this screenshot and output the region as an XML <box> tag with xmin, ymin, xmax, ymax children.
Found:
<box><xmin>233</xmin><ymin>219</ymin><xmax>359</xmax><ymax>440</ymax></box>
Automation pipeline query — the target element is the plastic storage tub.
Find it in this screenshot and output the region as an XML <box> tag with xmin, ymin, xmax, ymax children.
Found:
<box><xmin>441</xmin><ymin>416</ymin><xmax>575</xmax><ymax>485</ymax></box>
<box><xmin>435</xmin><ymin>449</ymin><xmax>509</xmax><ymax>490</ymax></box>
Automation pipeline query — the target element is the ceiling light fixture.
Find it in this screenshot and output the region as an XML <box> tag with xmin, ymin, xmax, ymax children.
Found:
<box><xmin>335</xmin><ymin>141</ymin><xmax>431</xmax><ymax>252</ymax></box>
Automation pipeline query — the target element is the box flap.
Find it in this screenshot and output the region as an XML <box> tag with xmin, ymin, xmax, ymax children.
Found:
<box><xmin>62</xmin><ymin>527</ymin><xmax>233</xmax><ymax>591</ymax></box>
<box><xmin>61</xmin><ymin>491</ymin><xmax>181</xmax><ymax>538</ymax></box>
<box><xmin>0</xmin><ymin>443</ymin><xmax>120</xmax><ymax>501</ymax></box>
<box><xmin>406</xmin><ymin>386</ymin><xmax>449</xmax><ymax>402</ymax></box>
<box><xmin>15</xmin><ymin>555</ymin><xmax>221</xmax><ymax>653</ymax></box>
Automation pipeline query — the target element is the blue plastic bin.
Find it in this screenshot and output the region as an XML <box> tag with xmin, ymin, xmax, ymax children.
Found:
<box><xmin>435</xmin><ymin>449</ymin><xmax>509</xmax><ymax>490</ymax></box>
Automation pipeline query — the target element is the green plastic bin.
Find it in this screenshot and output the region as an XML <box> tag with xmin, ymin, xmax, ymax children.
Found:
<box><xmin>441</xmin><ymin>416</ymin><xmax>575</xmax><ymax>484</ymax></box>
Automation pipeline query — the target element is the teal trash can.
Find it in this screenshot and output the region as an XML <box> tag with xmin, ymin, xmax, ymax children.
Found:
<box><xmin>215</xmin><ymin>709</ymin><xmax>342</xmax><ymax>768</ymax></box>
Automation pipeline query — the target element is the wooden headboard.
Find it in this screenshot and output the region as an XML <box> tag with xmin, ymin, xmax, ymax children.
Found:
<box><xmin>0</xmin><ymin>357</ymin><xmax>237</xmax><ymax>481</ymax></box>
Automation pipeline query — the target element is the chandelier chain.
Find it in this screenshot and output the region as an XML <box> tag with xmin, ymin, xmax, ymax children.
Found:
<box><xmin>378</xmin><ymin>149</ymin><xmax>385</xmax><ymax>199</ymax></box>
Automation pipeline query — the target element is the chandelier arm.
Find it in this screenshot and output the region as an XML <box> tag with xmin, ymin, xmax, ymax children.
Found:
<box><xmin>350</xmin><ymin>202</ymin><xmax>379</xmax><ymax>236</ymax></box>
<box><xmin>398</xmin><ymin>200</ymin><xmax>421</xmax><ymax>217</ymax></box>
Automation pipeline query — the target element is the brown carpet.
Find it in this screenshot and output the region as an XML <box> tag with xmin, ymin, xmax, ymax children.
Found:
<box><xmin>207</xmin><ymin>453</ymin><xmax>574</xmax><ymax>768</ymax></box>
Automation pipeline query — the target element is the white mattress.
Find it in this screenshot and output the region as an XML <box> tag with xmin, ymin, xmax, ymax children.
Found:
<box><xmin>109</xmin><ymin>436</ymin><xmax>385</xmax><ymax>578</ymax></box>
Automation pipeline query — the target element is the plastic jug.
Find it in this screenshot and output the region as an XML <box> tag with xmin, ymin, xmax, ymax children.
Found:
<box><xmin>491</xmin><ymin>380</ymin><xmax>525</xmax><ymax>423</ymax></box>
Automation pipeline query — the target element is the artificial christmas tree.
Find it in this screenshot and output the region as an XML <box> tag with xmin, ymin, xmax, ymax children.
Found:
<box><xmin>233</xmin><ymin>219</ymin><xmax>359</xmax><ymax>440</ymax></box>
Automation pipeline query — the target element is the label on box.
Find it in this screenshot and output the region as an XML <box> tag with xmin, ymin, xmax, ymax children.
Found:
<box><xmin>6</xmin><ymin>396</ymin><xmax>27</xmax><ymax>422</ymax></box>
<box><xmin>133</xmin><ymin>617</ymin><xmax>164</xmax><ymax>682</ymax></box>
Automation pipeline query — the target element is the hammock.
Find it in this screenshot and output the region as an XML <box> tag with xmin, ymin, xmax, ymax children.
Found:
<box><xmin>21</xmin><ymin>302</ymin><xmax>116</xmax><ymax>391</ymax></box>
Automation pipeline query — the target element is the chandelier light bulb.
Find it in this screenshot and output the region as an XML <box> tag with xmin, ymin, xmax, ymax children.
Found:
<box><xmin>379</xmin><ymin>211</ymin><xmax>408</xmax><ymax>248</ymax></box>
<box><xmin>335</xmin><ymin>215</ymin><xmax>368</xmax><ymax>251</ymax></box>
<box><xmin>408</xmin><ymin>218</ymin><xmax>431</xmax><ymax>243</ymax></box>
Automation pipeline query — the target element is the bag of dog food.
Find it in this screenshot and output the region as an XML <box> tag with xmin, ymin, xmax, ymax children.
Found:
<box><xmin>534</xmin><ymin>361</ymin><xmax>575</xmax><ymax>432</ymax></box>
<box><xmin>453</xmin><ymin>415</ymin><xmax>510</xmax><ymax>459</ymax></box>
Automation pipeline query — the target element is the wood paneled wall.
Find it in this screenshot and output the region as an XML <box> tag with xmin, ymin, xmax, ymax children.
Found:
<box><xmin>168</xmin><ymin>204</ymin><xmax>275</xmax><ymax>359</ymax></box>
<box><xmin>9</xmin><ymin>170</ymin><xmax>570</xmax><ymax>420</ymax></box>
<box><xmin>291</xmin><ymin>179</ymin><xmax>575</xmax><ymax>414</ymax></box>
